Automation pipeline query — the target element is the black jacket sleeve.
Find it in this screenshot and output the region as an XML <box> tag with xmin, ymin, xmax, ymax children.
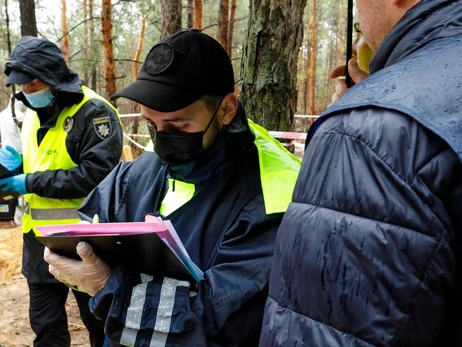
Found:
<box><xmin>88</xmin><ymin>194</ymin><xmax>281</xmax><ymax>346</ymax></box>
<box><xmin>26</xmin><ymin>98</ymin><xmax>123</xmax><ymax>199</ymax></box>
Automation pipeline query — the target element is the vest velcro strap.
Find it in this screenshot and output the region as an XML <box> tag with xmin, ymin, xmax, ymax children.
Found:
<box><xmin>29</xmin><ymin>207</ymin><xmax>80</xmax><ymax>220</ymax></box>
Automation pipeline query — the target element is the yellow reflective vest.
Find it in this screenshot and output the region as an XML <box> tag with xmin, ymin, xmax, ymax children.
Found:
<box><xmin>160</xmin><ymin>119</ymin><xmax>301</xmax><ymax>217</ymax></box>
<box><xmin>21</xmin><ymin>86</ymin><xmax>119</xmax><ymax>235</ymax></box>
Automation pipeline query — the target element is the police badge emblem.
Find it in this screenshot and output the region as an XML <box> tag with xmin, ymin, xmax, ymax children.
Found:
<box><xmin>93</xmin><ymin>117</ymin><xmax>112</xmax><ymax>140</ymax></box>
<box><xmin>144</xmin><ymin>43</ymin><xmax>175</xmax><ymax>75</ymax></box>
<box><xmin>63</xmin><ymin>117</ymin><xmax>74</xmax><ymax>132</ymax></box>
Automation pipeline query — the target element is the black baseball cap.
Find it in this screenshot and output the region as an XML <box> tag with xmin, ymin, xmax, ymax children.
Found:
<box><xmin>111</xmin><ymin>29</ymin><xmax>235</xmax><ymax>112</ymax></box>
<box><xmin>6</xmin><ymin>69</ymin><xmax>34</xmax><ymax>86</ymax></box>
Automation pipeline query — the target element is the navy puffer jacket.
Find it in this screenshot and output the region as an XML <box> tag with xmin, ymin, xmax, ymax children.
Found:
<box><xmin>260</xmin><ymin>1</ymin><xmax>462</xmax><ymax>346</ymax></box>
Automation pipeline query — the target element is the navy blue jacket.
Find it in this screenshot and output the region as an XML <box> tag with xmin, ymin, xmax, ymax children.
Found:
<box><xmin>261</xmin><ymin>1</ymin><xmax>462</xmax><ymax>346</ymax></box>
<box><xmin>78</xmin><ymin>108</ymin><xmax>300</xmax><ymax>346</ymax></box>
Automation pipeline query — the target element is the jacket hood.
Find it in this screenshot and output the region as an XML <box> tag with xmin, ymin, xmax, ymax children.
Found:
<box><xmin>370</xmin><ymin>0</ymin><xmax>462</xmax><ymax>73</ymax></box>
<box><xmin>4</xmin><ymin>36</ymin><xmax>83</xmax><ymax>94</ymax></box>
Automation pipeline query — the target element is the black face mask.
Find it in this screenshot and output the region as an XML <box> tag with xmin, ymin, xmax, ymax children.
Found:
<box><xmin>150</xmin><ymin>99</ymin><xmax>222</xmax><ymax>166</ymax></box>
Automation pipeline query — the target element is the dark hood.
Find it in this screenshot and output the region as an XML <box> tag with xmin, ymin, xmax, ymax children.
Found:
<box><xmin>4</xmin><ymin>36</ymin><xmax>83</xmax><ymax>95</ymax></box>
<box><xmin>370</xmin><ymin>0</ymin><xmax>462</xmax><ymax>73</ymax></box>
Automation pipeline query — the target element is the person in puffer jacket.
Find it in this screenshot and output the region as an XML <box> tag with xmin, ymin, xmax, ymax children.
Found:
<box><xmin>260</xmin><ymin>0</ymin><xmax>462</xmax><ymax>346</ymax></box>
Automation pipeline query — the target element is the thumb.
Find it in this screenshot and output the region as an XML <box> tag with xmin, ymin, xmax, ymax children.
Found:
<box><xmin>76</xmin><ymin>241</ymin><xmax>100</xmax><ymax>265</ymax></box>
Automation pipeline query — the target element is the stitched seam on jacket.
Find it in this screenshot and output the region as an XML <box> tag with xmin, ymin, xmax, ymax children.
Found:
<box><xmin>390</xmin><ymin>229</ymin><xmax>448</xmax><ymax>346</ymax></box>
<box><xmin>312</xmin><ymin>130</ymin><xmax>448</xmax><ymax>234</ymax></box>
<box><xmin>410</xmin><ymin>147</ymin><xmax>455</xmax><ymax>232</ymax></box>
<box><xmin>266</xmin><ymin>295</ymin><xmax>375</xmax><ymax>346</ymax></box>
<box><xmin>286</xmin><ymin>201</ymin><xmax>445</xmax><ymax>346</ymax></box>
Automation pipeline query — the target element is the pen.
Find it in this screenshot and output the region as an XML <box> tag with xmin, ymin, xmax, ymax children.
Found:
<box><xmin>92</xmin><ymin>214</ymin><xmax>99</xmax><ymax>224</ymax></box>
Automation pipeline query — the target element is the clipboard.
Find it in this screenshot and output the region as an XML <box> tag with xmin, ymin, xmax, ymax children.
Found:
<box><xmin>35</xmin><ymin>219</ymin><xmax>203</xmax><ymax>283</ymax></box>
<box><xmin>37</xmin><ymin>232</ymin><xmax>195</xmax><ymax>282</ymax></box>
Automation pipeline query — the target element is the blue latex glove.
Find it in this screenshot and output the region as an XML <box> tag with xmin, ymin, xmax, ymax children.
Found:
<box><xmin>0</xmin><ymin>174</ymin><xmax>28</xmax><ymax>195</ymax></box>
<box><xmin>0</xmin><ymin>145</ymin><xmax>22</xmax><ymax>171</ymax></box>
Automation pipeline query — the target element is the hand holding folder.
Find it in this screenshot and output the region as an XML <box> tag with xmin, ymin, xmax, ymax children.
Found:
<box><xmin>44</xmin><ymin>241</ymin><xmax>111</xmax><ymax>296</ymax></box>
<box><xmin>38</xmin><ymin>215</ymin><xmax>203</xmax><ymax>286</ymax></box>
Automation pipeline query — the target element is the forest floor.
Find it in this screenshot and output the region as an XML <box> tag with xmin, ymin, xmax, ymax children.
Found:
<box><xmin>0</xmin><ymin>221</ymin><xmax>90</xmax><ymax>347</ymax></box>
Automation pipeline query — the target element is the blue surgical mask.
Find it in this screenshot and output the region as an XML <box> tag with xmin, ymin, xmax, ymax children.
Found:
<box><xmin>24</xmin><ymin>87</ymin><xmax>55</xmax><ymax>108</ymax></box>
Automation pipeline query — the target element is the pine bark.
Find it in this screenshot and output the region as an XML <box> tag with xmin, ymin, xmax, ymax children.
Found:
<box><xmin>101</xmin><ymin>0</ymin><xmax>116</xmax><ymax>104</ymax></box>
<box><xmin>336</xmin><ymin>0</ymin><xmax>345</xmax><ymax>67</ymax></box>
<box><xmin>240</xmin><ymin>0</ymin><xmax>307</xmax><ymax>131</ymax></box>
<box><xmin>227</xmin><ymin>0</ymin><xmax>237</xmax><ymax>59</ymax></box>
<box><xmin>218</xmin><ymin>0</ymin><xmax>229</xmax><ymax>52</ymax></box>
<box><xmin>309</xmin><ymin>0</ymin><xmax>317</xmax><ymax>115</ymax></box>
<box><xmin>187</xmin><ymin>0</ymin><xmax>194</xmax><ymax>29</ymax></box>
<box><xmin>161</xmin><ymin>0</ymin><xmax>182</xmax><ymax>38</ymax></box>
<box><xmin>60</xmin><ymin>0</ymin><xmax>69</xmax><ymax>63</ymax></box>
<box><xmin>193</xmin><ymin>0</ymin><xmax>203</xmax><ymax>30</ymax></box>
<box><xmin>132</xmin><ymin>16</ymin><xmax>146</xmax><ymax>82</ymax></box>
<box><xmin>89</xmin><ymin>0</ymin><xmax>97</xmax><ymax>91</ymax></box>
<box><xmin>19</xmin><ymin>0</ymin><xmax>38</xmax><ymax>37</ymax></box>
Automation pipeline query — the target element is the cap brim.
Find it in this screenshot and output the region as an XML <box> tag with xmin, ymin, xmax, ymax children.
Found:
<box><xmin>111</xmin><ymin>79</ymin><xmax>203</xmax><ymax>113</ymax></box>
<box><xmin>6</xmin><ymin>70</ymin><xmax>34</xmax><ymax>87</ymax></box>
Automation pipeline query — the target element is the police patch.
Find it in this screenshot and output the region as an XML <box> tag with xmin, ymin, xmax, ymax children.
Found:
<box><xmin>144</xmin><ymin>43</ymin><xmax>174</xmax><ymax>75</ymax></box>
<box><xmin>93</xmin><ymin>117</ymin><xmax>112</xmax><ymax>140</ymax></box>
<box><xmin>64</xmin><ymin>117</ymin><xmax>74</xmax><ymax>132</ymax></box>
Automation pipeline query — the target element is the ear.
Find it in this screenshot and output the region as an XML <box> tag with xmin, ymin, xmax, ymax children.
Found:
<box><xmin>220</xmin><ymin>93</ymin><xmax>238</xmax><ymax>126</ymax></box>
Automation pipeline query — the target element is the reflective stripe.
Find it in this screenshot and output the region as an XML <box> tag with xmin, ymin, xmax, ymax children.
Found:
<box><xmin>149</xmin><ymin>278</ymin><xmax>190</xmax><ymax>347</ymax></box>
<box><xmin>120</xmin><ymin>274</ymin><xmax>153</xmax><ymax>346</ymax></box>
<box><xmin>29</xmin><ymin>207</ymin><xmax>79</xmax><ymax>220</ymax></box>
<box><xmin>120</xmin><ymin>276</ymin><xmax>189</xmax><ymax>347</ymax></box>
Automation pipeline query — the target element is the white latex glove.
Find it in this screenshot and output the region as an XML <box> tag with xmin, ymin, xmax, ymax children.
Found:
<box><xmin>44</xmin><ymin>241</ymin><xmax>111</xmax><ymax>296</ymax></box>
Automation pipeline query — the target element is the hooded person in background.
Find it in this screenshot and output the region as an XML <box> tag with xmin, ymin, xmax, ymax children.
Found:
<box><xmin>43</xmin><ymin>29</ymin><xmax>301</xmax><ymax>346</ymax></box>
<box><xmin>261</xmin><ymin>0</ymin><xmax>462</xmax><ymax>346</ymax></box>
<box><xmin>0</xmin><ymin>36</ymin><xmax>123</xmax><ymax>347</ymax></box>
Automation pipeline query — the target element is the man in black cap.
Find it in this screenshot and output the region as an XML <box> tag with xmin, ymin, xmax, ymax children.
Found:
<box><xmin>44</xmin><ymin>29</ymin><xmax>301</xmax><ymax>346</ymax></box>
<box><xmin>1</xmin><ymin>36</ymin><xmax>123</xmax><ymax>347</ymax></box>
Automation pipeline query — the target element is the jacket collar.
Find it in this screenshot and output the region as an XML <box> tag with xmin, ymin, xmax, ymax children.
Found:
<box><xmin>370</xmin><ymin>0</ymin><xmax>462</xmax><ymax>73</ymax></box>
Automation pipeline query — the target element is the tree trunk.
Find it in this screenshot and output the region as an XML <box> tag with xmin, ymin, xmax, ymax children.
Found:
<box><xmin>227</xmin><ymin>0</ymin><xmax>237</xmax><ymax>59</ymax></box>
<box><xmin>132</xmin><ymin>15</ymin><xmax>146</xmax><ymax>82</ymax></box>
<box><xmin>240</xmin><ymin>0</ymin><xmax>307</xmax><ymax>131</ymax></box>
<box><xmin>193</xmin><ymin>0</ymin><xmax>202</xmax><ymax>30</ymax></box>
<box><xmin>161</xmin><ymin>0</ymin><xmax>182</xmax><ymax>38</ymax></box>
<box><xmin>60</xmin><ymin>0</ymin><xmax>69</xmax><ymax>63</ymax></box>
<box><xmin>336</xmin><ymin>0</ymin><xmax>345</xmax><ymax>67</ymax></box>
<box><xmin>89</xmin><ymin>0</ymin><xmax>97</xmax><ymax>91</ymax></box>
<box><xmin>187</xmin><ymin>0</ymin><xmax>194</xmax><ymax>29</ymax></box>
<box><xmin>4</xmin><ymin>0</ymin><xmax>16</xmax><ymax>109</ymax></box>
<box><xmin>101</xmin><ymin>0</ymin><xmax>116</xmax><ymax>105</ymax></box>
<box><xmin>218</xmin><ymin>0</ymin><xmax>229</xmax><ymax>52</ymax></box>
<box><xmin>19</xmin><ymin>0</ymin><xmax>37</xmax><ymax>37</ymax></box>
<box><xmin>303</xmin><ymin>31</ymin><xmax>311</xmax><ymax>115</ymax></box>
<box><xmin>82</xmin><ymin>0</ymin><xmax>89</xmax><ymax>85</ymax></box>
<box><xmin>309</xmin><ymin>0</ymin><xmax>317</xmax><ymax>116</ymax></box>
